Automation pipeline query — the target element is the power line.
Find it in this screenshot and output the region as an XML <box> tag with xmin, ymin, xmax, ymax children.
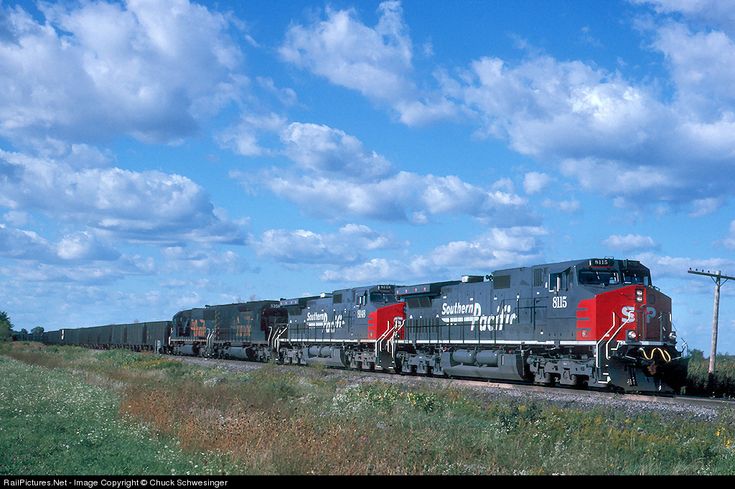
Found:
<box><xmin>687</xmin><ymin>269</ymin><xmax>735</xmax><ymax>374</ymax></box>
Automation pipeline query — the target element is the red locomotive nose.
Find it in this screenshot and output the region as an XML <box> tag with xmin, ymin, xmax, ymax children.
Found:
<box><xmin>576</xmin><ymin>285</ymin><xmax>673</xmax><ymax>343</ymax></box>
<box><xmin>368</xmin><ymin>302</ymin><xmax>406</xmax><ymax>340</ymax></box>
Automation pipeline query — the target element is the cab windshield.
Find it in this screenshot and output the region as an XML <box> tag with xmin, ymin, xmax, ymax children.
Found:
<box><xmin>622</xmin><ymin>269</ymin><xmax>651</xmax><ymax>286</ymax></box>
<box><xmin>578</xmin><ymin>268</ymin><xmax>620</xmax><ymax>286</ymax></box>
<box><xmin>370</xmin><ymin>292</ymin><xmax>393</xmax><ymax>303</ymax></box>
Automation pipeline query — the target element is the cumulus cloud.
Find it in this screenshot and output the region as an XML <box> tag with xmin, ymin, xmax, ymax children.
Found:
<box><xmin>636</xmin><ymin>0</ymin><xmax>735</xmax><ymax>34</ymax></box>
<box><xmin>633</xmin><ymin>251</ymin><xmax>735</xmax><ymax>281</ymax></box>
<box><xmin>0</xmin><ymin>148</ymin><xmax>245</xmax><ymax>245</ymax></box>
<box><xmin>322</xmin><ymin>226</ymin><xmax>546</xmax><ymax>282</ymax></box>
<box><xmin>431</xmin><ymin>7</ymin><xmax>735</xmax><ymax>207</ymax></box>
<box><xmin>56</xmin><ymin>231</ymin><xmax>120</xmax><ymax>261</ymax></box>
<box><xmin>0</xmin><ymin>0</ymin><xmax>245</xmax><ymax>144</ymax></box>
<box><xmin>523</xmin><ymin>172</ymin><xmax>551</xmax><ymax>194</ymax></box>
<box><xmin>603</xmin><ymin>234</ymin><xmax>658</xmax><ymax>252</ymax></box>
<box><xmin>0</xmin><ymin>223</ymin><xmax>159</xmax><ymax>288</ymax></box>
<box><xmin>254</xmin><ymin>224</ymin><xmax>395</xmax><ymax>265</ymax></box>
<box><xmin>161</xmin><ymin>246</ymin><xmax>243</xmax><ymax>273</ymax></box>
<box><xmin>653</xmin><ymin>22</ymin><xmax>735</xmax><ymax>119</ymax></box>
<box><xmin>689</xmin><ymin>197</ymin><xmax>724</xmax><ymax>217</ymax></box>
<box><xmin>0</xmin><ymin>224</ymin><xmax>57</xmax><ymax>262</ymax></box>
<box><xmin>279</xmin><ymin>1</ymin><xmax>456</xmax><ymax>125</ymax></box>
<box><xmin>280</xmin><ymin>1</ymin><xmax>413</xmax><ymax>103</ymax></box>
<box><xmin>227</xmin><ymin>120</ymin><xmax>532</xmax><ymax>223</ymax></box>
<box><xmin>217</xmin><ymin>113</ymin><xmax>287</xmax><ymax>157</ymax></box>
<box><xmin>263</xmin><ymin>170</ymin><xmax>528</xmax><ymax>223</ymax></box>
<box><xmin>277</xmin><ymin>1</ymin><xmax>735</xmax><ymax>209</ymax></box>
<box><xmin>542</xmin><ymin>198</ymin><xmax>580</xmax><ymax>213</ymax></box>
<box><xmin>281</xmin><ymin>123</ymin><xmax>392</xmax><ymax>180</ymax></box>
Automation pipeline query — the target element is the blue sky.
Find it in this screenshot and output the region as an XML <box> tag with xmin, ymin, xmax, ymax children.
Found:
<box><xmin>1</xmin><ymin>0</ymin><xmax>734</xmax><ymax>355</ymax></box>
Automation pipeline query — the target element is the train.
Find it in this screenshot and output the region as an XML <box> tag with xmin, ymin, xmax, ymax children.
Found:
<box><xmin>37</xmin><ymin>258</ymin><xmax>689</xmax><ymax>393</ymax></box>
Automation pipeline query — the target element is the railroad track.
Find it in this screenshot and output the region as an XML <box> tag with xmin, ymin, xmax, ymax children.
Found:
<box><xmin>171</xmin><ymin>355</ymin><xmax>734</xmax><ymax>417</ymax></box>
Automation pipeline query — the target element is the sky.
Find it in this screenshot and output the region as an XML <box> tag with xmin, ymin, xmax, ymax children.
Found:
<box><xmin>1</xmin><ymin>0</ymin><xmax>734</xmax><ymax>355</ymax></box>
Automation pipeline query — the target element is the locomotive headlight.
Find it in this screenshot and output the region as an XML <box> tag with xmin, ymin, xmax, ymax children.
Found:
<box><xmin>635</xmin><ymin>289</ymin><xmax>644</xmax><ymax>303</ymax></box>
<box><xmin>627</xmin><ymin>330</ymin><xmax>638</xmax><ymax>341</ymax></box>
<box><xmin>669</xmin><ymin>331</ymin><xmax>677</xmax><ymax>341</ymax></box>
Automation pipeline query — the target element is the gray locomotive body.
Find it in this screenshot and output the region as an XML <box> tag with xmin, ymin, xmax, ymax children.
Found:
<box><xmin>277</xmin><ymin>284</ymin><xmax>403</xmax><ymax>370</ymax></box>
<box><xmin>395</xmin><ymin>259</ymin><xmax>685</xmax><ymax>392</ymax></box>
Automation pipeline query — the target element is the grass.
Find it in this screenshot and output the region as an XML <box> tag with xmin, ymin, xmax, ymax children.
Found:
<box><xmin>2</xmin><ymin>341</ymin><xmax>735</xmax><ymax>475</ymax></box>
<box><xmin>685</xmin><ymin>350</ymin><xmax>735</xmax><ymax>398</ymax></box>
<box><xmin>0</xmin><ymin>353</ymin><xmax>236</xmax><ymax>475</ymax></box>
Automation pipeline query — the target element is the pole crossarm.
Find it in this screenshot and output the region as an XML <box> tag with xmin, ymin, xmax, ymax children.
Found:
<box><xmin>688</xmin><ymin>269</ymin><xmax>735</xmax><ymax>282</ymax></box>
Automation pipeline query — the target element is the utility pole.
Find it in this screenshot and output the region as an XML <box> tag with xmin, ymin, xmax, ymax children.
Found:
<box><xmin>688</xmin><ymin>268</ymin><xmax>734</xmax><ymax>374</ymax></box>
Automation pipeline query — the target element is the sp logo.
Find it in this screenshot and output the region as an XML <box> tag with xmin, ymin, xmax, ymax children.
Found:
<box><xmin>621</xmin><ymin>306</ymin><xmax>656</xmax><ymax>325</ymax></box>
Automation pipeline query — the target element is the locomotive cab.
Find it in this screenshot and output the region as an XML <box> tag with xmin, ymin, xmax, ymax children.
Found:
<box><xmin>574</xmin><ymin>259</ymin><xmax>686</xmax><ymax>392</ymax></box>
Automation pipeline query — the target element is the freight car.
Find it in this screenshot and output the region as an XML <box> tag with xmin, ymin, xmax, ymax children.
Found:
<box><xmin>43</xmin><ymin>321</ymin><xmax>170</xmax><ymax>352</ymax></box>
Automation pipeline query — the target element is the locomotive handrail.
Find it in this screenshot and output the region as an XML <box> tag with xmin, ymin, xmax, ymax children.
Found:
<box><xmin>595</xmin><ymin>311</ymin><xmax>625</xmax><ymax>370</ymax></box>
<box><xmin>389</xmin><ymin>316</ymin><xmax>405</xmax><ymax>357</ymax></box>
<box><xmin>270</xmin><ymin>325</ymin><xmax>288</xmax><ymax>353</ymax></box>
<box><xmin>605</xmin><ymin>312</ymin><xmax>626</xmax><ymax>362</ymax></box>
<box><xmin>375</xmin><ymin>316</ymin><xmax>404</xmax><ymax>360</ymax></box>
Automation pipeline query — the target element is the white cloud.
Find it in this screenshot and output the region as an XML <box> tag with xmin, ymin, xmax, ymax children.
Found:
<box><xmin>254</xmin><ymin>224</ymin><xmax>395</xmax><ymax>265</ymax></box>
<box><xmin>280</xmin><ymin>123</ymin><xmax>392</xmax><ymax>180</ymax></box>
<box><xmin>280</xmin><ymin>1</ymin><xmax>413</xmax><ymax>104</ymax></box>
<box><xmin>447</xmin><ymin>55</ymin><xmax>672</xmax><ymax>163</ymax></box>
<box><xmin>279</xmin><ymin>1</ymin><xmax>456</xmax><ymax>125</ymax></box>
<box><xmin>0</xmin><ymin>223</ymin><xmax>157</xmax><ymax>287</ymax></box>
<box><xmin>56</xmin><ymin>231</ymin><xmax>120</xmax><ymax>261</ymax></box>
<box><xmin>161</xmin><ymin>246</ymin><xmax>242</xmax><ymax>273</ymax></box>
<box><xmin>689</xmin><ymin>197</ymin><xmax>724</xmax><ymax>217</ymax></box>
<box><xmin>633</xmin><ymin>252</ymin><xmax>735</xmax><ymax>281</ymax></box>
<box><xmin>217</xmin><ymin>113</ymin><xmax>287</xmax><ymax>157</ymax></box>
<box><xmin>0</xmin><ymin>224</ymin><xmax>57</xmax><ymax>262</ymax></box>
<box><xmin>603</xmin><ymin>234</ymin><xmax>657</xmax><ymax>252</ymax></box>
<box><xmin>228</xmin><ymin>121</ymin><xmax>532</xmax><ymax>223</ymax></box>
<box><xmin>0</xmin><ymin>0</ymin><xmax>245</xmax><ymax>144</ymax></box>
<box><xmin>0</xmin><ymin>148</ymin><xmax>245</xmax><ymax>245</ymax></box>
<box><xmin>636</xmin><ymin>0</ymin><xmax>735</xmax><ymax>34</ymax></box>
<box><xmin>653</xmin><ymin>22</ymin><xmax>735</xmax><ymax>119</ymax></box>
<box><xmin>542</xmin><ymin>198</ymin><xmax>580</xmax><ymax>213</ymax></box>
<box><xmin>523</xmin><ymin>172</ymin><xmax>551</xmax><ymax>194</ymax></box>
<box><xmin>322</xmin><ymin>226</ymin><xmax>546</xmax><ymax>282</ymax></box>
<box><xmin>263</xmin><ymin>170</ymin><xmax>528</xmax><ymax>223</ymax></box>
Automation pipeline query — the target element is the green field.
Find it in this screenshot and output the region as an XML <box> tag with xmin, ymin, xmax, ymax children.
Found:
<box><xmin>1</xmin><ymin>342</ymin><xmax>734</xmax><ymax>475</ymax></box>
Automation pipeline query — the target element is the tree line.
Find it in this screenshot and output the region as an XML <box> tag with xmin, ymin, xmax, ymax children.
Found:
<box><xmin>0</xmin><ymin>310</ymin><xmax>44</xmax><ymax>341</ymax></box>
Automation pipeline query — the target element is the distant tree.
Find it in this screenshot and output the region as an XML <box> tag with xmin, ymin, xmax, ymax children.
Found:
<box><xmin>0</xmin><ymin>311</ymin><xmax>13</xmax><ymax>341</ymax></box>
<box><xmin>31</xmin><ymin>326</ymin><xmax>44</xmax><ymax>339</ymax></box>
<box><xmin>690</xmin><ymin>349</ymin><xmax>705</xmax><ymax>360</ymax></box>
<box><xmin>20</xmin><ymin>328</ymin><xmax>28</xmax><ymax>335</ymax></box>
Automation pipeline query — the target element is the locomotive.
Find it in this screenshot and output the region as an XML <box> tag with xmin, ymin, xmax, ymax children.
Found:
<box><xmin>41</xmin><ymin>258</ymin><xmax>688</xmax><ymax>393</ymax></box>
